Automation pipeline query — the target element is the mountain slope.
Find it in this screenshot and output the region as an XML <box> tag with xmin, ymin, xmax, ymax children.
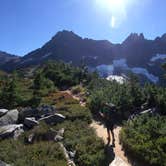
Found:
<box><xmin>0</xmin><ymin>51</ymin><xmax>19</xmax><ymax>66</ymax></box>
<box><xmin>1</xmin><ymin>30</ymin><xmax>166</xmax><ymax>84</ymax></box>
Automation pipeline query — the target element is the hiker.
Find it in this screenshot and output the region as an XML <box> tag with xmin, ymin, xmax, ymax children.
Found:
<box><xmin>99</xmin><ymin>102</ymin><xmax>116</xmax><ymax>146</ymax></box>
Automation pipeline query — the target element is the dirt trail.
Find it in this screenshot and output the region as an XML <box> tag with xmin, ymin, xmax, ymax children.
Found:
<box><xmin>90</xmin><ymin>121</ymin><xmax>132</xmax><ymax>166</ymax></box>
<box><xmin>62</xmin><ymin>90</ymin><xmax>132</xmax><ymax>166</ymax></box>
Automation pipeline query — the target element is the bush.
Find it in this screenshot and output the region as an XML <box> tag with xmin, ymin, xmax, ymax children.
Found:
<box><xmin>120</xmin><ymin>114</ymin><xmax>166</xmax><ymax>166</ymax></box>
<box><xmin>55</xmin><ymin>120</ymin><xmax>105</xmax><ymax>166</ymax></box>
<box><xmin>71</xmin><ymin>85</ymin><xmax>84</xmax><ymax>95</ymax></box>
<box><xmin>0</xmin><ymin>139</ymin><xmax>66</xmax><ymax>166</ymax></box>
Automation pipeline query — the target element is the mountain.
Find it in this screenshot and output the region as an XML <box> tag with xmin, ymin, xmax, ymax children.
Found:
<box><xmin>0</xmin><ymin>51</ymin><xmax>20</xmax><ymax>66</ymax></box>
<box><xmin>0</xmin><ymin>30</ymin><xmax>166</xmax><ymax>85</ymax></box>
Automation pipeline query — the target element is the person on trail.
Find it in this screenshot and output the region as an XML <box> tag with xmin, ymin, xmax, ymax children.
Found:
<box><xmin>99</xmin><ymin>102</ymin><xmax>116</xmax><ymax>147</ymax></box>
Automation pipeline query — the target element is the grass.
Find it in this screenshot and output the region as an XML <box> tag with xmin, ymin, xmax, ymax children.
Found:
<box><xmin>0</xmin><ymin>90</ymin><xmax>106</xmax><ymax>166</ymax></box>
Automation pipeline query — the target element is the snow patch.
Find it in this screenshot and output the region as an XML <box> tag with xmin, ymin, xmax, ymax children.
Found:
<box><xmin>42</xmin><ymin>52</ymin><xmax>52</xmax><ymax>59</ymax></box>
<box><xmin>96</xmin><ymin>58</ymin><xmax>159</xmax><ymax>83</ymax></box>
<box><xmin>96</xmin><ymin>65</ymin><xmax>114</xmax><ymax>77</ymax></box>
<box><xmin>131</xmin><ymin>67</ymin><xmax>159</xmax><ymax>83</ymax></box>
<box><xmin>150</xmin><ymin>54</ymin><xmax>166</xmax><ymax>62</ymax></box>
<box><xmin>106</xmin><ymin>75</ymin><xmax>126</xmax><ymax>84</ymax></box>
<box><xmin>113</xmin><ymin>59</ymin><xmax>128</xmax><ymax>68</ymax></box>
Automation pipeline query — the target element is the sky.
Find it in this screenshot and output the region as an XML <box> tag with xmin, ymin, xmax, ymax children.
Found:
<box><xmin>0</xmin><ymin>0</ymin><xmax>166</xmax><ymax>56</ymax></box>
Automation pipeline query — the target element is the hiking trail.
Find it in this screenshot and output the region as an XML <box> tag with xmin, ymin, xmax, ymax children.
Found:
<box><xmin>62</xmin><ymin>90</ymin><xmax>133</xmax><ymax>166</ymax></box>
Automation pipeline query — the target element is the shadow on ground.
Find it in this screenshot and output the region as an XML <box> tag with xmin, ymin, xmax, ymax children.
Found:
<box><xmin>103</xmin><ymin>141</ymin><xmax>115</xmax><ymax>166</ymax></box>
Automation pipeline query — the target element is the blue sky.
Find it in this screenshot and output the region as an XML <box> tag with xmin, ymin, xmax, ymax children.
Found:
<box><xmin>0</xmin><ymin>0</ymin><xmax>166</xmax><ymax>56</ymax></box>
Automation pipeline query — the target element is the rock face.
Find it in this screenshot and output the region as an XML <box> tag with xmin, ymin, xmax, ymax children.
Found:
<box><xmin>0</xmin><ymin>109</ymin><xmax>8</xmax><ymax>117</ymax></box>
<box><xmin>0</xmin><ymin>124</ymin><xmax>23</xmax><ymax>139</ymax></box>
<box><xmin>0</xmin><ymin>109</ymin><xmax>19</xmax><ymax>126</ymax></box>
<box><xmin>24</xmin><ymin>117</ymin><xmax>39</xmax><ymax>128</ymax></box>
<box><xmin>39</xmin><ymin>113</ymin><xmax>65</xmax><ymax>125</ymax></box>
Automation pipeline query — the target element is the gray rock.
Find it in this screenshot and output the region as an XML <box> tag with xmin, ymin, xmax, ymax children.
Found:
<box><xmin>24</xmin><ymin>117</ymin><xmax>39</xmax><ymax>128</ymax></box>
<box><xmin>27</xmin><ymin>133</ymin><xmax>35</xmax><ymax>143</ymax></box>
<box><xmin>18</xmin><ymin>105</ymin><xmax>56</xmax><ymax>122</ymax></box>
<box><xmin>0</xmin><ymin>124</ymin><xmax>23</xmax><ymax>139</ymax></box>
<box><xmin>37</xmin><ymin>105</ymin><xmax>56</xmax><ymax>118</ymax></box>
<box><xmin>0</xmin><ymin>109</ymin><xmax>8</xmax><ymax>117</ymax></box>
<box><xmin>68</xmin><ymin>151</ymin><xmax>76</xmax><ymax>158</ymax></box>
<box><xmin>0</xmin><ymin>161</ymin><xmax>11</xmax><ymax>166</ymax></box>
<box><xmin>54</xmin><ymin>135</ymin><xmax>63</xmax><ymax>142</ymax></box>
<box><xmin>140</xmin><ymin>108</ymin><xmax>156</xmax><ymax>114</ymax></box>
<box><xmin>58</xmin><ymin>128</ymin><xmax>65</xmax><ymax>136</ymax></box>
<box><xmin>0</xmin><ymin>109</ymin><xmax>19</xmax><ymax>126</ymax></box>
<box><xmin>39</xmin><ymin>113</ymin><xmax>65</xmax><ymax>125</ymax></box>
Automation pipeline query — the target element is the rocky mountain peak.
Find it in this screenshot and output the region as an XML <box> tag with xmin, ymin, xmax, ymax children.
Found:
<box><xmin>51</xmin><ymin>30</ymin><xmax>82</xmax><ymax>41</ymax></box>
<box><xmin>123</xmin><ymin>33</ymin><xmax>145</xmax><ymax>45</ymax></box>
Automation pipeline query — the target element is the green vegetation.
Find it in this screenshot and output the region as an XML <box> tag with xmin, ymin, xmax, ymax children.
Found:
<box><xmin>0</xmin><ymin>139</ymin><xmax>66</xmax><ymax>166</ymax></box>
<box><xmin>0</xmin><ymin>89</ymin><xmax>105</xmax><ymax>166</ymax></box>
<box><xmin>0</xmin><ymin>61</ymin><xmax>166</xmax><ymax>166</ymax></box>
<box><xmin>87</xmin><ymin>77</ymin><xmax>166</xmax><ymax>119</ymax></box>
<box><xmin>120</xmin><ymin>114</ymin><xmax>166</xmax><ymax>166</ymax></box>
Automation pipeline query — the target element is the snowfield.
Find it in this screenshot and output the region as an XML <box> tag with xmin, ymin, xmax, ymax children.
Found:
<box><xmin>106</xmin><ymin>75</ymin><xmax>126</xmax><ymax>84</ymax></box>
<box><xmin>150</xmin><ymin>54</ymin><xmax>166</xmax><ymax>62</ymax></box>
<box><xmin>96</xmin><ymin>58</ymin><xmax>159</xmax><ymax>83</ymax></box>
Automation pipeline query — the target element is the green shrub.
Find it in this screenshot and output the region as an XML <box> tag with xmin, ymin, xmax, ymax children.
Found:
<box><xmin>0</xmin><ymin>139</ymin><xmax>66</xmax><ymax>166</ymax></box>
<box><xmin>55</xmin><ymin>120</ymin><xmax>105</xmax><ymax>166</ymax></box>
<box><xmin>71</xmin><ymin>85</ymin><xmax>84</xmax><ymax>95</ymax></box>
<box><xmin>120</xmin><ymin>114</ymin><xmax>166</xmax><ymax>166</ymax></box>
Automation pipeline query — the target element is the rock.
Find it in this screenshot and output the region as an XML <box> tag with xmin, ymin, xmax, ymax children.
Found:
<box><xmin>140</xmin><ymin>108</ymin><xmax>156</xmax><ymax>114</ymax></box>
<box><xmin>0</xmin><ymin>124</ymin><xmax>23</xmax><ymax>139</ymax></box>
<box><xmin>27</xmin><ymin>133</ymin><xmax>35</xmax><ymax>143</ymax></box>
<box><xmin>39</xmin><ymin>113</ymin><xmax>65</xmax><ymax>125</ymax></box>
<box><xmin>58</xmin><ymin>128</ymin><xmax>65</xmax><ymax>136</ymax></box>
<box><xmin>68</xmin><ymin>151</ymin><xmax>76</xmax><ymax>159</ymax></box>
<box><xmin>110</xmin><ymin>156</ymin><xmax>130</xmax><ymax>166</ymax></box>
<box><xmin>54</xmin><ymin>135</ymin><xmax>63</xmax><ymax>142</ymax></box>
<box><xmin>37</xmin><ymin>105</ymin><xmax>56</xmax><ymax>118</ymax></box>
<box><xmin>24</xmin><ymin>117</ymin><xmax>39</xmax><ymax>128</ymax></box>
<box><xmin>0</xmin><ymin>109</ymin><xmax>19</xmax><ymax>126</ymax></box>
<box><xmin>18</xmin><ymin>105</ymin><xmax>56</xmax><ymax>122</ymax></box>
<box><xmin>0</xmin><ymin>109</ymin><xmax>8</xmax><ymax>117</ymax></box>
<box><xmin>18</xmin><ymin>107</ymin><xmax>38</xmax><ymax>122</ymax></box>
<box><xmin>0</xmin><ymin>161</ymin><xmax>11</xmax><ymax>166</ymax></box>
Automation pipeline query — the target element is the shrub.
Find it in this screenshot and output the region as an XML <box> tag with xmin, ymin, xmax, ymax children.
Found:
<box><xmin>0</xmin><ymin>139</ymin><xmax>66</xmax><ymax>166</ymax></box>
<box><xmin>120</xmin><ymin>114</ymin><xmax>166</xmax><ymax>166</ymax></box>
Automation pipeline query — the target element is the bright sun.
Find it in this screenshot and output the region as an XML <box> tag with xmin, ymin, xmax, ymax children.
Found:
<box><xmin>96</xmin><ymin>0</ymin><xmax>126</xmax><ymax>12</ymax></box>
<box><xmin>95</xmin><ymin>0</ymin><xmax>129</xmax><ymax>28</ymax></box>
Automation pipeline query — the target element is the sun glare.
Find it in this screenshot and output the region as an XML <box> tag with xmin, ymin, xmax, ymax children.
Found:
<box><xmin>96</xmin><ymin>0</ymin><xmax>126</xmax><ymax>12</ymax></box>
<box><xmin>95</xmin><ymin>0</ymin><xmax>130</xmax><ymax>28</ymax></box>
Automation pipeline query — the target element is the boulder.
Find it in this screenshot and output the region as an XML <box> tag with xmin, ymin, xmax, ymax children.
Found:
<box><xmin>0</xmin><ymin>161</ymin><xmax>11</xmax><ymax>166</ymax></box>
<box><xmin>18</xmin><ymin>105</ymin><xmax>56</xmax><ymax>122</ymax></box>
<box><xmin>18</xmin><ymin>107</ymin><xmax>37</xmax><ymax>122</ymax></box>
<box><xmin>0</xmin><ymin>109</ymin><xmax>8</xmax><ymax>117</ymax></box>
<box><xmin>24</xmin><ymin>117</ymin><xmax>39</xmax><ymax>128</ymax></box>
<box><xmin>37</xmin><ymin>105</ymin><xmax>56</xmax><ymax>118</ymax></box>
<box><xmin>54</xmin><ymin>135</ymin><xmax>63</xmax><ymax>142</ymax></box>
<box><xmin>39</xmin><ymin>113</ymin><xmax>65</xmax><ymax>125</ymax></box>
<box><xmin>0</xmin><ymin>109</ymin><xmax>19</xmax><ymax>126</ymax></box>
<box><xmin>140</xmin><ymin>108</ymin><xmax>156</xmax><ymax>114</ymax></box>
<box><xmin>58</xmin><ymin>128</ymin><xmax>65</xmax><ymax>136</ymax></box>
<box><xmin>0</xmin><ymin>124</ymin><xmax>23</xmax><ymax>139</ymax></box>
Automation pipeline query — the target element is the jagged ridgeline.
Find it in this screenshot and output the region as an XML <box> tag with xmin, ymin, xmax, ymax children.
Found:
<box><xmin>0</xmin><ymin>61</ymin><xmax>165</xmax><ymax>166</ymax></box>
<box><xmin>0</xmin><ymin>30</ymin><xmax>166</xmax><ymax>85</ymax></box>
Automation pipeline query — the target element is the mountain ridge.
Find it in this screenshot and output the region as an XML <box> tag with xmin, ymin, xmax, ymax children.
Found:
<box><xmin>0</xmin><ymin>30</ymin><xmax>166</xmax><ymax>84</ymax></box>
